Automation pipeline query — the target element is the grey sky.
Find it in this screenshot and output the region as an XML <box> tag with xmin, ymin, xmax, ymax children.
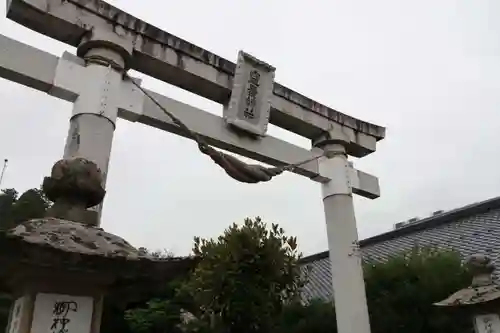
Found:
<box><xmin>0</xmin><ymin>0</ymin><xmax>499</xmax><ymax>256</ymax></box>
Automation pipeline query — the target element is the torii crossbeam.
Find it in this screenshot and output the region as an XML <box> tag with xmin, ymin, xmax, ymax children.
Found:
<box><xmin>2</xmin><ymin>1</ymin><xmax>386</xmax><ymax>333</ymax></box>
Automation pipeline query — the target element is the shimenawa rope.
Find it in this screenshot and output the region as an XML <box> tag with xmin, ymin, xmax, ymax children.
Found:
<box><xmin>84</xmin><ymin>55</ymin><xmax>324</xmax><ymax>183</ymax></box>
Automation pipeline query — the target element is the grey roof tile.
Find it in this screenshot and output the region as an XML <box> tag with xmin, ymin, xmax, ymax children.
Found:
<box><xmin>299</xmin><ymin>196</ymin><xmax>500</xmax><ymax>302</ymax></box>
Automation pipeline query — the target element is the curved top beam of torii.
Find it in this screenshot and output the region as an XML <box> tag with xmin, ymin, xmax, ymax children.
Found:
<box><xmin>0</xmin><ymin>34</ymin><xmax>380</xmax><ymax>198</ymax></box>
<box><xmin>6</xmin><ymin>0</ymin><xmax>385</xmax><ymax>158</ymax></box>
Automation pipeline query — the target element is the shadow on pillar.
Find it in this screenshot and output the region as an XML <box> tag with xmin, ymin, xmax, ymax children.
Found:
<box><xmin>0</xmin><ymin>157</ymin><xmax>196</xmax><ymax>333</ymax></box>
<box><xmin>435</xmin><ymin>254</ymin><xmax>500</xmax><ymax>333</ymax></box>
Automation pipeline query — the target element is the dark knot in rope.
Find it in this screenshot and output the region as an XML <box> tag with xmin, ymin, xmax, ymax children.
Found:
<box><xmin>197</xmin><ymin>142</ymin><xmax>283</xmax><ymax>183</ymax></box>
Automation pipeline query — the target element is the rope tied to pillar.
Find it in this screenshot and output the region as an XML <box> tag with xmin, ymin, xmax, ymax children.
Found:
<box><xmin>83</xmin><ymin>55</ymin><xmax>324</xmax><ymax>184</ymax></box>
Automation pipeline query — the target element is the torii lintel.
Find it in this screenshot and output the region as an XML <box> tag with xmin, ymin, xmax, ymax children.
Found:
<box><xmin>6</xmin><ymin>0</ymin><xmax>385</xmax><ymax>158</ymax></box>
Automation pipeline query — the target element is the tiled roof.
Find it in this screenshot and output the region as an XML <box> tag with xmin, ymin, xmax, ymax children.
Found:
<box><xmin>299</xmin><ymin>196</ymin><xmax>500</xmax><ymax>302</ymax></box>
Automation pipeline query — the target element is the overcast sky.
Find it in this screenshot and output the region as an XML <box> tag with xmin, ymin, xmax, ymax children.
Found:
<box><xmin>0</xmin><ymin>0</ymin><xmax>499</xmax><ymax>256</ymax></box>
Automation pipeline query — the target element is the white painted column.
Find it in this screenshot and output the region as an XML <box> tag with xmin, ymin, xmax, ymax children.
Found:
<box><xmin>46</xmin><ymin>43</ymin><xmax>142</xmax><ymax>227</ymax></box>
<box><xmin>319</xmin><ymin>143</ymin><xmax>371</xmax><ymax>333</ymax></box>
<box><xmin>63</xmin><ymin>61</ymin><xmax>122</xmax><ymax>222</ymax></box>
<box><xmin>58</xmin><ymin>45</ymin><xmax>129</xmax><ymax>225</ymax></box>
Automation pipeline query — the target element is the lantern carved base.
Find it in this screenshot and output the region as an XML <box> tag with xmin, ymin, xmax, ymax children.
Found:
<box><xmin>7</xmin><ymin>289</ymin><xmax>103</xmax><ymax>333</ymax></box>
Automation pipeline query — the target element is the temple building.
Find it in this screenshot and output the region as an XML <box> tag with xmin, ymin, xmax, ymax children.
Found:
<box><xmin>300</xmin><ymin>195</ymin><xmax>500</xmax><ymax>301</ymax></box>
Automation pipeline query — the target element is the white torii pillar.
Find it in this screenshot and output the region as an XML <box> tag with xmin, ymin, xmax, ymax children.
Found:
<box><xmin>51</xmin><ymin>31</ymin><xmax>141</xmax><ymax>225</ymax></box>
<box><xmin>316</xmin><ymin>136</ymin><xmax>371</xmax><ymax>333</ymax></box>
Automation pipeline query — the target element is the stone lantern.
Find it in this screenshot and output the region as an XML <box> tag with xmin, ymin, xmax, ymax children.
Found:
<box><xmin>435</xmin><ymin>254</ymin><xmax>500</xmax><ymax>333</ymax></box>
<box><xmin>0</xmin><ymin>157</ymin><xmax>194</xmax><ymax>333</ymax></box>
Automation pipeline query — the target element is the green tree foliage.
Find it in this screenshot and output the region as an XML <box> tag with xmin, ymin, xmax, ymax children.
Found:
<box><xmin>124</xmin><ymin>298</ymin><xmax>184</xmax><ymax>333</ymax></box>
<box><xmin>125</xmin><ymin>217</ymin><xmax>305</xmax><ymax>333</ymax></box>
<box><xmin>102</xmin><ymin>249</ymin><xmax>182</xmax><ymax>333</ymax></box>
<box><xmin>0</xmin><ymin>187</ymin><xmax>51</xmax><ymax>230</ymax></box>
<box><xmin>184</xmin><ymin>217</ymin><xmax>305</xmax><ymax>333</ymax></box>
<box><xmin>0</xmin><ymin>187</ymin><xmax>52</xmax><ymax>331</ymax></box>
<box><xmin>123</xmin><ymin>278</ymin><xmax>201</xmax><ymax>333</ymax></box>
<box><xmin>364</xmin><ymin>247</ymin><xmax>472</xmax><ymax>333</ymax></box>
<box><xmin>275</xmin><ymin>247</ymin><xmax>472</xmax><ymax>333</ymax></box>
<box><xmin>124</xmin><ymin>224</ymin><xmax>473</xmax><ymax>333</ymax></box>
<box><xmin>0</xmin><ymin>189</ymin><xmax>17</xmax><ymax>227</ymax></box>
<box><xmin>120</xmin><ymin>279</ymin><xmax>187</xmax><ymax>333</ymax></box>
<box><xmin>274</xmin><ymin>299</ymin><xmax>337</xmax><ymax>333</ymax></box>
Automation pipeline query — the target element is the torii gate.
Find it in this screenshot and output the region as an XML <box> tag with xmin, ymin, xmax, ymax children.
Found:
<box><xmin>1</xmin><ymin>1</ymin><xmax>385</xmax><ymax>333</ymax></box>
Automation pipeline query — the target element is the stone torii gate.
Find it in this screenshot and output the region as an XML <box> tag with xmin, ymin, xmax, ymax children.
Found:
<box><xmin>1</xmin><ymin>1</ymin><xmax>386</xmax><ymax>333</ymax></box>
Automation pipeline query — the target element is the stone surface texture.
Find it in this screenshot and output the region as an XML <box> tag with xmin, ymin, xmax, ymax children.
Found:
<box><xmin>0</xmin><ymin>156</ymin><xmax>194</xmax><ymax>288</ymax></box>
<box><xmin>435</xmin><ymin>284</ymin><xmax>500</xmax><ymax>307</ymax></box>
<box><xmin>6</xmin><ymin>218</ymin><xmax>148</xmax><ymax>259</ymax></box>
<box><xmin>435</xmin><ymin>255</ymin><xmax>500</xmax><ymax>307</ymax></box>
<box><xmin>43</xmin><ymin>157</ymin><xmax>105</xmax><ymax>209</ymax></box>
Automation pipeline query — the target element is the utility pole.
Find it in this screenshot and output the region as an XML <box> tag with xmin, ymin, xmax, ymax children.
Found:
<box><xmin>0</xmin><ymin>159</ymin><xmax>8</xmax><ymax>188</ymax></box>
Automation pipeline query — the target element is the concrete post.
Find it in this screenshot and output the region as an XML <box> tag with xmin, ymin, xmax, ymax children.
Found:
<box><xmin>62</xmin><ymin>32</ymin><xmax>133</xmax><ymax>225</ymax></box>
<box><xmin>62</xmin><ymin>61</ymin><xmax>120</xmax><ymax>222</ymax></box>
<box><xmin>317</xmin><ymin>142</ymin><xmax>371</xmax><ymax>333</ymax></box>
